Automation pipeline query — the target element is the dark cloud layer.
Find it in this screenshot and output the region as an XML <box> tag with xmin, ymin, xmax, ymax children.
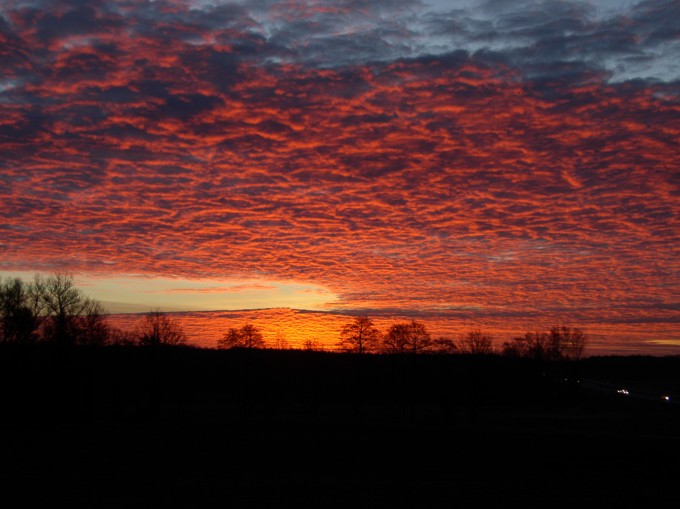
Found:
<box><xmin>0</xmin><ymin>1</ymin><xmax>678</xmax><ymax>345</ymax></box>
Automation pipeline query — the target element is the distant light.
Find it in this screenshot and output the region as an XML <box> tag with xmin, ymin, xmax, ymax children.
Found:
<box><xmin>617</xmin><ymin>389</ymin><xmax>629</xmax><ymax>395</ymax></box>
<box><xmin>662</xmin><ymin>395</ymin><xmax>670</xmax><ymax>401</ymax></box>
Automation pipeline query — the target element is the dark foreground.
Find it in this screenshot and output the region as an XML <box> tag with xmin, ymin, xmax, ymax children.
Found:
<box><xmin>1</xmin><ymin>346</ymin><xmax>679</xmax><ymax>508</ymax></box>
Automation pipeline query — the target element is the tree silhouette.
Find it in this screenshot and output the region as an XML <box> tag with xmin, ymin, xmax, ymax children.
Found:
<box><xmin>273</xmin><ymin>331</ymin><xmax>289</xmax><ymax>349</ymax></box>
<box><xmin>240</xmin><ymin>323</ymin><xmax>265</xmax><ymax>348</ymax></box>
<box><xmin>0</xmin><ymin>277</ymin><xmax>43</xmax><ymax>343</ymax></box>
<box><xmin>501</xmin><ymin>326</ymin><xmax>587</xmax><ymax>360</ymax></box>
<box><xmin>218</xmin><ymin>327</ymin><xmax>241</xmax><ymax>349</ymax></box>
<box><xmin>138</xmin><ymin>310</ymin><xmax>186</xmax><ymax>346</ymax></box>
<box><xmin>41</xmin><ymin>274</ymin><xmax>83</xmax><ymax>342</ymax></box>
<box><xmin>2</xmin><ymin>273</ymin><xmax>111</xmax><ymax>345</ymax></box>
<box><xmin>382</xmin><ymin>322</ymin><xmax>410</xmax><ymax>354</ymax></box>
<box><xmin>431</xmin><ymin>337</ymin><xmax>457</xmax><ymax>354</ymax></box>
<box><xmin>338</xmin><ymin>315</ymin><xmax>381</xmax><ymax>354</ymax></box>
<box><xmin>382</xmin><ymin>320</ymin><xmax>432</xmax><ymax>354</ymax></box>
<box><xmin>405</xmin><ymin>320</ymin><xmax>432</xmax><ymax>354</ymax></box>
<box><xmin>303</xmin><ymin>339</ymin><xmax>319</xmax><ymax>351</ymax></box>
<box><xmin>217</xmin><ymin>323</ymin><xmax>265</xmax><ymax>349</ymax></box>
<box><xmin>502</xmin><ymin>332</ymin><xmax>543</xmax><ymax>358</ymax></box>
<box><xmin>41</xmin><ymin>273</ymin><xmax>102</xmax><ymax>345</ymax></box>
<box><xmin>76</xmin><ymin>299</ymin><xmax>111</xmax><ymax>346</ymax></box>
<box><xmin>459</xmin><ymin>330</ymin><xmax>494</xmax><ymax>354</ymax></box>
<box><xmin>556</xmin><ymin>326</ymin><xmax>587</xmax><ymax>360</ymax></box>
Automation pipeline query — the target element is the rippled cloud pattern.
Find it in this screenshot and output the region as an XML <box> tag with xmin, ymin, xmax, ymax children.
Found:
<box><xmin>1</xmin><ymin>1</ymin><xmax>678</xmax><ymax>349</ymax></box>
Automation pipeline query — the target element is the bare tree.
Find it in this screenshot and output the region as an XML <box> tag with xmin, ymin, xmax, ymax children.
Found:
<box><xmin>552</xmin><ymin>325</ymin><xmax>587</xmax><ymax>360</ymax></box>
<box><xmin>273</xmin><ymin>331</ymin><xmax>289</xmax><ymax>350</ymax></box>
<box><xmin>76</xmin><ymin>299</ymin><xmax>111</xmax><ymax>346</ymax></box>
<box><xmin>405</xmin><ymin>320</ymin><xmax>432</xmax><ymax>354</ymax></box>
<box><xmin>41</xmin><ymin>273</ymin><xmax>85</xmax><ymax>315</ymax></box>
<box><xmin>0</xmin><ymin>277</ymin><xmax>42</xmax><ymax>343</ymax></box>
<box><xmin>459</xmin><ymin>330</ymin><xmax>494</xmax><ymax>355</ymax></box>
<box><xmin>138</xmin><ymin>310</ymin><xmax>186</xmax><ymax>346</ymax></box>
<box><xmin>382</xmin><ymin>320</ymin><xmax>433</xmax><ymax>354</ymax></box>
<box><xmin>502</xmin><ymin>326</ymin><xmax>587</xmax><ymax>360</ymax></box>
<box><xmin>240</xmin><ymin>323</ymin><xmax>265</xmax><ymax>349</ymax></box>
<box><xmin>502</xmin><ymin>332</ymin><xmax>546</xmax><ymax>359</ymax></box>
<box><xmin>217</xmin><ymin>323</ymin><xmax>265</xmax><ymax>349</ymax></box>
<box><xmin>303</xmin><ymin>339</ymin><xmax>319</xmax><ymax>351</ymax></box>
<box><xmin>431</xmin><ymin>337</ymin><xmax>457</xmax><ymax>354</ymax></box>
<box><xmin>382</xmin><ymin>322</ymin><xmax>410</xmax><ymax>354</ymax></box>
<box><xmin>40</xmin><ymin>273</ymin><xmax>90</xmax><ymax>345</ymax></box>
<box><xmin>218</xmin><ymin>327</ymin><xmax>241</xmax><ymax>349</ymax></box>
<box><xmin>2</xmin><ymin>273</ymin><xmax>111</xmax><ymax>346</ymax></box>
<box><xmin>338</xmin><ymin>315</ymin><xmax>381</xmax><ymax>354</ymax></box>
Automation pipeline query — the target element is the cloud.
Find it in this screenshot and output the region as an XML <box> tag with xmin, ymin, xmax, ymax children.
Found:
<box><xmin>0</xmin><ymin>0</ymin><xmax>677</xmax><ymax>337</ymax></box>
<box><xmin>164</xmin><ymin>283</ymin><xmax>279</xmax><ymax>294</ymax></box>
<box><xmin>4</xmin><ymin>1</ymin><xmax>678</xmax><ymax>82</ymax></box>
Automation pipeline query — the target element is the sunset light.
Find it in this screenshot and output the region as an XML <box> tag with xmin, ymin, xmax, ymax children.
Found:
<box><xmin>2</xmin><ymin>2</ymin><xmax>680</xmax><ymax>506</ymax></box>
<box><xmin>1</xmin><ymin>0</ymin><xmax>678</xmax><ymax>354</ymax></box>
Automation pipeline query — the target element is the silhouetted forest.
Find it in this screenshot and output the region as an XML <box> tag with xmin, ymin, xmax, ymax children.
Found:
<box><xmin>1</xmin><ymin>342</ymin><xmax>679</xmax><ymax>507</ymax></box>
<box><xmin>2</xmin><ymin>275</ymin><xmax>679</xmax><ymax>507</ymax></box>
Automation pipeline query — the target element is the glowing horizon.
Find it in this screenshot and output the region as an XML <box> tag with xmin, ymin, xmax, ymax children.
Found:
<box><xmin>0</xmin><ymin>271</ymin><xmax>339</xmax><ymax>314</ymax></box>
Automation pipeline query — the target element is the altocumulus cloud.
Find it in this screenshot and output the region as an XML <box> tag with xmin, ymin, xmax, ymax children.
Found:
<box><xmin>0</xmin><ymin>0</ymin><xmax>678</xmax><ymax>330</ymax></box>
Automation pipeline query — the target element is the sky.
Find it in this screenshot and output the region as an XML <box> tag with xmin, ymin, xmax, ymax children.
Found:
<box><xmin>0</xmin><ymin>0</ymin><xmax>678</xmax><ymax>347</ymax></box>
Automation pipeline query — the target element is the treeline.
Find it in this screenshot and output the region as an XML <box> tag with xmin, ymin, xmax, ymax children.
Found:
<box><xmin>331</xmin><ymin>315</ymin><xmax>587</xmax><ymax>360</ymax></box>
<box><xmin>218</xmin><ymin>315</ymin><xmax>587</xmax><ymax>360</ymax></box>
<box><xmin>0</xmin><ymin>274</ymin><xmax>185</xmax><ymax>347</ymax></box>
<box><xmin>0</xmin><ymin>274</ymin><xmax>109</xmax><ymax>345</ymax></box>
<box><xmin>2</xmin><ymin>274</ymin><xmax>586</xmax><ymax>359</ymax></box>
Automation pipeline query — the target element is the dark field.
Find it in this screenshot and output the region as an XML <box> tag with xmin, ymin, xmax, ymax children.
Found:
<box><xmin>1</xmin><ymin>346</ymin><xmax>679</xmax><ymax>508</ymax></box>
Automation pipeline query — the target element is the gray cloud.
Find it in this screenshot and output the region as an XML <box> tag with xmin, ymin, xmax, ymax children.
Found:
<box><xmin>3</xmin><ymin>0</ymin><xmax>677</xmax><ymax>83</ymax></box>
<box><xmin>424</xmin><ymin>0</ymin><xmax>680</xmax><ymax>82</ymax></box>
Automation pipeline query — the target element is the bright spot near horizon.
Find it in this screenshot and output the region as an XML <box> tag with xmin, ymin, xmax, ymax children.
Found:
<box><xmin>0</xmin><ymin>271</ymin><xmax>339</xmax><ymax>314</ymax></box>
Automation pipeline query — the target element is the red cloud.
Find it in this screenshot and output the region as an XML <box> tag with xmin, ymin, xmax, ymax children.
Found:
<box><xmin>1</xmin><ymin>1</ymin><xmax>678</xmax><ymax>353</ymax></box>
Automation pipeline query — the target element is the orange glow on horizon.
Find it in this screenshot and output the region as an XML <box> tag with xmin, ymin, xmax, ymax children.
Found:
<box><xmin>107</xmin><ymin>308</ymin><xmax>680</xmax><ymax>356</ymax></box>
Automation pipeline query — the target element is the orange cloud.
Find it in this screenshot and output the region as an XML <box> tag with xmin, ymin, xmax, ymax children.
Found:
<box><xmin>1</xmin><ymin>0</ymin><xmax>678</xmax><ymax>352</ymax></box>
<box><xmin>163</xmin><ymin>284</ymin><xmax>279</xmax><ymax>294</ymax></box>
